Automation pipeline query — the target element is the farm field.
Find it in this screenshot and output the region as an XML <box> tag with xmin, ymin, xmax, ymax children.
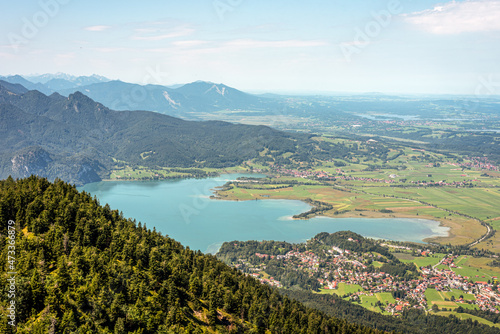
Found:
<box><xmin>361</xmin><ymin>186</ymin><xmax>500</xmax><ymax>223</ymax></box>
<box><xmin>394</xmin><ymin>253</ymin><xmax>446</xmax><ymax>268</ymax></box>
<box><xmin>393</xmin><ymin>253</ymin><xmax>500</xmax><ymax>283</ymax></box>
<box><xmin>375</xmin><ymin>292</ymin><xmax>396</xmax><ymax>306</ymax></box>
<box><xmin>318</xmin><ymin>288</ymin><xmax>396</xmax><ymax>315</ymax></box>
<box><xmin>429</xmin><ymin>255</ymin><xmax>500</xmax><ymax>282</ymax></box>
<box><xmin>319</xmin><ymin>283</ymin><xmax>365</xmax><ymax>296</ymax></box>
<box><xmin>450</xmin><ymin>267</ymin><xmax>499</xmax><ymax>283</ymax></box>
<box><xmin>359</xmin><ymin>295</ymin><xmax>381</xmax><ymax>313</ymax></box>
<box><xmin>425</xmin><ymin>288</ymin><xmax>477</xmax><ymax>310</ymax></box>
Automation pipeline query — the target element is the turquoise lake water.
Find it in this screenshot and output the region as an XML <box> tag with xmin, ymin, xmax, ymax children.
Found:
<box><xmin>80</xmin><ymin>174</ymin><xmax>449</xmax><ymax>253</ymax></box>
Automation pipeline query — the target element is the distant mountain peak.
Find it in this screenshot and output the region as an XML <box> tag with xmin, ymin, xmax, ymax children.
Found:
<box><xmin>25</xmin><ymin>73</ymin><xmax>110</xmax><ymax>86</ymax></box>
<box><xmin>9</xmin><ymin>74</ymin><xmax>26</xmax><ymax>80</ymax></box>
<box><xmin>0</xmin><ymin>80</ymin><xmax>29</xmax><ymax>95</ymax></box>
<box><xmin>205</xmin><ymin>84</ymin><xmax>226</xmax><ymax>96</ymax></box>
<box><xmin>0</xmin><ymin>75</ymin><xmax>53</xmax><ymax>95</ymax></box>
<box><xmin>68</xmin><ymin>91</ymin><xmax>100</xmax><ymax>104</ymax></box>
<box><xmin>69</xmin><ymin>91</ymin><xmax>87</xmax><ymax>98</ymax></box>
<box><xmin>194</xmin><ymin>80</ymin><xmax>216</xmax><ymax>84</ymax></box>
<box><xmin>188</xmin><ymin>80</ymin><xmax>226</xmax><ymax>87</ymax></box>
<box><xmin>176</xmin><ymin>81</ymin><xmax>237</xmax><ymax>98</ymax></box>
<box><xmin>66</xmin><ymin>91</ymin><xmax>107</xmax><ymax>113</ymax></box>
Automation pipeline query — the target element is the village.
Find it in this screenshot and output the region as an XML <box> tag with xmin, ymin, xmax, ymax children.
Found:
<box><xmin>270</xmin><ymin>164</ymin><xmax>482</xmax><ymax>187</ymax></box>
<box><xmin>235</xmin><ymin>242</ymin><xmax>500</xmax><ymax>315</ymax></box>
<box><xmin>456</xmin><ymin>157</ymin><xmax>500</xmax><ymax>172</ymax></box>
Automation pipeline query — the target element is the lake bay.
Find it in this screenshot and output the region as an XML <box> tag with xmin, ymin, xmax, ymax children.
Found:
<box><xmin>80</xmin><ymin>174</ymin><xmax>449</xmax><ymax>253</ymax></box>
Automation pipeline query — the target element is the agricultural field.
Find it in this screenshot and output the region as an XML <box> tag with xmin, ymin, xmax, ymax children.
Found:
<box><xmin>391</xmin><ymin>253</ymin><xmax>500</xmax><ymax>283</ymax></box>
<box><xmin>319</xmin><ymin>288</ymin><xmax>396</xmax><ymax>315</ymax></box>
<box><xmin>319</xmin><ymin>283</ymin><xmax>365</xmax><ymax>296</ymax></box>
<box><xmin>425</xmin><ymin>288</ymin><xmax>477</xmax><ymax>310</ymax></box>
<box><xmin>376</xmin><ymin>292</ymin><xmax>396</xmax><ymax>305</ymax></box>
<box><xmin>437</xmin><ymin>256</ymin><xmax>500</xmax><ymax>283</ymax></box>
<box><xmin>394</xmin><ymin>253</ymin><xmax>447</xmax><ymax>268</ymax></box>
<box><xmin>359</xmin><ymin>295</ymin><xmax>382</xmax><ymax>313</ymax></box>
<box><xmin>362</xmin><ymin>186</ymin><xmax>500</xmax><ymax>223</ymax></box>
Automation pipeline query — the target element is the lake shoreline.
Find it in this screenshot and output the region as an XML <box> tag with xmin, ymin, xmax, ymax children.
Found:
<box><xmin>80</xmin><ymin>174</ymin><xmax>456</xmax><ymax>252</ymax></box>
<box><xmin>212</xmin><ymin>191</ymin><xmax>452</xmax><ymax>244</ymax></box>
<box><xmin>211</xmin><ymin>179</ymin><xmax>458</xmax><ymax>242</ymax></box>
<box><xmin>101</xmin><ymin>167</ymin><xmax>262</xmax><ymax>183</ymax></box>
<box><xmin>102</xmin><ymin>172</ymin><xmax>455</xmax><ymax>245</ymax></box>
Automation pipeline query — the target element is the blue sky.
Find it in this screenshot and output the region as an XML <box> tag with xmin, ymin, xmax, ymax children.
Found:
<box><xmin>1</xmin><ymin>0</ymin><xmax>500</xmax><ymax>94</ymax></box>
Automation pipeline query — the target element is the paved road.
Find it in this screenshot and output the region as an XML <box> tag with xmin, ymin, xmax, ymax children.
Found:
<box><xmin>469</xmin><ymin>223</ymin><xmax>492</xmax><ymax>247</ymax></box>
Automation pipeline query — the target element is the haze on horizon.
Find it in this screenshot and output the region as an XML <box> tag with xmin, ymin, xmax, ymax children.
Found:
<box><xmin>1</xmin><ymin>0</ymin><xmax>500</xmax><ymax>96</ymax></box>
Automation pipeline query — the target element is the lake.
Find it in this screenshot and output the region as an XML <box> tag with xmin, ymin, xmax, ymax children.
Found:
<box><xmin>80</xmin><ymin>174</ymin><xmax>449</xmax><ymax>253</ymax></box>
<box><xmin>356</xmin><ymin>113</ymin><xmax>419</xmax><ymax>121</ymax></box>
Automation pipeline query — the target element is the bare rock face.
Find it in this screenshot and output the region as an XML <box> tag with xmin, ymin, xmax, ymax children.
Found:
<box><xmin>73</xmin><ymin>158</ymin><xmax>102</xmax><ymax>185</ymax></box>
<box><xmin>10</xmin><ymin>147</ymin><xmax>103</xmax><ymax>186</ymax></box>
<box><xmin>11</xmin><ymin>147</ymin><xmax>52</xmax><ymax>178</ymax></box>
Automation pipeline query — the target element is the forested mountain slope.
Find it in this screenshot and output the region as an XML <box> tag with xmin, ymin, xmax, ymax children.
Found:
<box><xmin>0</xmin><ymin>82</ymin><xmax>311</xmax><ymax>185</ymax></box>
<box><xmin>0</xmin><ymin>176</ymin><xmax>382</xmax><ymax>333</ymax></box>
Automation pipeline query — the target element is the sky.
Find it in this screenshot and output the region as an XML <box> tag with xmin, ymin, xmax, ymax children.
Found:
<box><xmin>1</xmin><ymin>0</ymin><xmax>500</xmax><ymax>95</ymax></box>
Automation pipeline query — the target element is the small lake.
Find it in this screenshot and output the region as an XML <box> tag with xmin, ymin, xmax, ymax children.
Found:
<box><xmin>356</xmin><ymin>113</ymin><xmax>420</xmax><ymax>121</ymax></box>
<box><xmin>80</xmin><ymin>174</ymin><xmax>449</xmax><ymax>253</ymax></box>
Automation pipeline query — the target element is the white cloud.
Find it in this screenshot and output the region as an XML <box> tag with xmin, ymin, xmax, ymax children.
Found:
<box><xmin>339</xmin><ymin>41</ymin><xmax>372</xmax><ymax>47</ymax></box>
<box><xmin>93</xmin><ymin>47</ymin><xmax>128</xmax><ymax>53</ymax></box>
<box><xmin>171</xmin><ymin>40</ymin><xmax>208</xmax><ymax>47</ymax></box>
<box><xmin>85</xmin><ymin>25</ymin><xmax>112</xmax><ymax>32</ymax></box>
<box><xmin>405</xmin><ymin>0</ymin><xmax>500</xmax><ymax>34</ymax></box>
<box><xmin>54</xmin><ymin>52</ymin><xmax>76</xmax><ymax>66</ymax></box>
<box><xmin>134</xmin><ymin>28</ymin><xmax>157</xmax><ymax>33</ymax></box>
<box><xmin>132</xmin><ymin>27</ymin><xmax>194</xmax><ymax>41</ymax></box>
<box><xmin>141</xmin><ymin>38</ymin><xmax>326</xmax><ymax>57</ymax></box>
<box><xmin>0</xmin><ymin>51</ymin><xmax>16</xmax><ymax>59</ymax></box>
<box><xmin>223</xmin><ymin>39</ymin><xmax>328</xmax><ymax>48</ymax></box>
<box><xmin>55</xmin><ymin>52</ymin><xmax>75</xmax><ymax>60</ymax></box>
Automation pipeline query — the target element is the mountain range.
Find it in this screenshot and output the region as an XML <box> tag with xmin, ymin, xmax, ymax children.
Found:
<box><xmin>24</xmin><ymin>72</ymin><xmax>110</xmax><ymax>90</ymax></box>
<box><xmin>0</xmin><ymin>74</ymin><xmax>272</xmax><ymax>117</ymax></box>
<box><xmin>0</xmin><ymin>79</ymin><xmax>309</xmax><ymax>185</ymax></box>
<box><xmin>0</xmin><ymin>75</ymin><xmax>54</xmax><ymax>95</ymax></box>
<box><xmin>58</xmin><ymin>79</ymin><xmax>270</xmax><ymax>116</ymax></box>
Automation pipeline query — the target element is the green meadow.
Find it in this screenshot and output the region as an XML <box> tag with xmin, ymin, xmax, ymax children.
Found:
<box><xmin>394</xmin><ymin>253</ymin><xmax>447</xmax><ymax>269</ymax></box>
<box><xmin>425</xmin><ymin>288</ymin><xmax>477</xmax><ymax>310</ymax></box>
<box><xmin>319</xmin><ymin>283</ymin><xmax>365</xmax><ymax>296</ymax></box>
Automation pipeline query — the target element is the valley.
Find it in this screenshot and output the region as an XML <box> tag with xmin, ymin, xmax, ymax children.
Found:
<box><xmin>1</xmin><ymin>75</ymin><xmax>499</xmax><ymax>333</ymax></box>
<box><xmin>3</xmin><ymin>1</ymin><xmax>500</xmax><ymax>332</ymax></box>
